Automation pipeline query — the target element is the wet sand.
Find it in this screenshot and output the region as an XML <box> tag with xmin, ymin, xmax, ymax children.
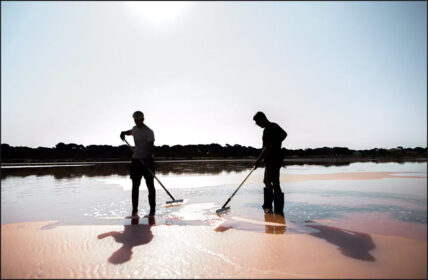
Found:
<box><xmin>2</xmin><ymin>214</ymin><xmax>426</xmax><ymax>279</ymax></box>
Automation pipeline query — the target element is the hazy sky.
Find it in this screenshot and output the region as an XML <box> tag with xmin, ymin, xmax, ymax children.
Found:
<box><xmin>2</xmin><ymin>1</ymin><xmax>427</xmax><ymax>149</ymax></box>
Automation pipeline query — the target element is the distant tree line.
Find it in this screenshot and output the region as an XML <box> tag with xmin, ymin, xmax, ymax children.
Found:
<box><xmin>0</xmin><ymin>143</ymin><xmax>426</xmax><ymax>163</ymax></box>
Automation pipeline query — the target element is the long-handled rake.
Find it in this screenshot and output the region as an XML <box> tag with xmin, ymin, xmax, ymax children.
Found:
<box><xmin>123</xmin><ymin>139</ymin><xmax>183</xmax><ymax>206</ymax></box>
<box><xmin>216</xmin><ymin>165</ymin><xmax>257</xmax><ymax>216</ymax></box>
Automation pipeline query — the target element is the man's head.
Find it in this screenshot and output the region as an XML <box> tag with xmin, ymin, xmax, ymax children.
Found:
<box><xmin>253</xmin><ymin>111</ymin><xmax>269</xmax><ymax>128</ymax></box>
<box><xmin>133</xmin><ymin>111</ymin><xmax>144</xmax><ymax>127</ymax></box>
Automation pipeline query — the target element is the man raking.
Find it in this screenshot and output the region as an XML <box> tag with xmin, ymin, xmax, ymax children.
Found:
<box><xmin>120</xmin><ymin>111</ymin><xmax>156</xmax><ymax>216</ymax></box>
<box><xmin>253</xmin><ymin>111</ymin><xmax>287</xmax><ymax>215</ymax></box>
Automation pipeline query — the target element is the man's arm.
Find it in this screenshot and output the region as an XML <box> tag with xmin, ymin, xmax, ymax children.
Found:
<box><xmin>146</xmin><ymin>130</ymin><xmax>155</xmax><ymax>157</ymax></box>
<box><xmin>277</xmin><ymin>124</ymin><xmax>287</xmax><ymax>142</ymax></box>
<box><xmin>147</xmin><ymin>141</ymin><xmax>154</xmax><ymax>157</ymax></box>
<box><xmin>281</xmin><ymin>129</ymin><xmax>287</xmax><ymax>141</ymax></box>
<box><xmin>120</xmin><ymin>130</ymin><xmax>132</xmax><ymax>140</ymax></box>
<box><xmin>253</xmin><ymin>144</ymin><xmax>270</xmax><ymax>168</ymax></box>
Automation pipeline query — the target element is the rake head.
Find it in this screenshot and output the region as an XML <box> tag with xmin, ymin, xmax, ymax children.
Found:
<box><xmin>215</xmin><ymin>206</ymin><xmax>231</xmax><ymax>216</ymax></box>
<box><xmin>166</xmin><ymin>199</ymin><xmax>183</xmax><ymax>204</ymax></box>
<box><xmin>165</xmin><ymin>199</ymin><xmax>184</xmax><ymax>207</ymax></box>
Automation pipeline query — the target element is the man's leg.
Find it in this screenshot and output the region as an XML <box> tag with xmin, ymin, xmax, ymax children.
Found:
<box><xmin>145</xmin><ymin>176</ymin><xmax>156</xmax><ymax>215</ymax></box>
<box><xmin>143</xmin><ymin>158</ymin><xmax>156</xmax><ymax>216</ymax></box>
<box><xmin>132</xmin><ymin>177</ymin><xmax>142</xmax><ymax>213</ymax></box>
<box><xmin>271</xmin><ymin>163</ymin><xmax>284</xmax><ymax>215</ymax></box>
<box><xmin>262</xmin><ymin>167</ymin><xmax>274</xmax><ymax>214</ymax></box>
<box><xmin>130</xmin><ymin>159</ymin><xmax>143</xmax><ymax>214</ymax></box>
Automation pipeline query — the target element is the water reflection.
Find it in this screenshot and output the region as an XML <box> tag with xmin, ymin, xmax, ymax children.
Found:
<box><xmin>2</xmin><ymin>161</ymin><xmax>425</xmax><ymax>252</ymax></box>
<box><xmin>1</xmin><ymin>161</ymin><xmax>251</xmax><ymax>179</ymax></box>
<box><xmin>215</xmin><ymin>214</ymin><xmax>287</xmax><ymax>234</ymax></box>
<box><xmin>264</xmin><ymin>214</ymin><xmax>286</xmax><ymax>234</ymax></box>
<box><xmin>1</xmin><ymin>160</ymin><xmax>352</xmax><ymax>179</ymax></box>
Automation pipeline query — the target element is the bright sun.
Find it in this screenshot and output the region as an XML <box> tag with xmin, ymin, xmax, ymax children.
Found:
<box><xmin>126</xmin><ymin>1</ymin><xmax>191</xmax><ymax>25</ymax></box>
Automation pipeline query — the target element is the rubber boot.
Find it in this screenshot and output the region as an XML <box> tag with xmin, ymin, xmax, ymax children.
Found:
<box><xmin>262</xmin><ymin>187</ymin><xmax>273</xmax><ymax>214</ymax></box>
<box><xmin>148</xmin><ymin>215</ymin><xmax>155</xmax><ymax>226</ymax></box>
<box><xmin>132</xmin><ymin>205</ymin><xmax>138</xmax><ymax>216</ymax></box>
<box><xmin>273</xmin><ymin>190</ymin><xmax>284</xmax><ymax>215</ymax></box>
<box><xmin>148</xmin><ymin>193</ymin><xmax>156</xmax><ymax>216</ymax></box>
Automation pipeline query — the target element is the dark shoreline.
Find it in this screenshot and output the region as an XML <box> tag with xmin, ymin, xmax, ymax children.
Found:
<box><xmin>1</xmin><ymin>157</ymin><xmax>426</xmax><ymax>166</ymax></box>
<box><xmin>2</xmin><ymin>143</ymin><xmax>426</xmax><ymax>165</ymax></box>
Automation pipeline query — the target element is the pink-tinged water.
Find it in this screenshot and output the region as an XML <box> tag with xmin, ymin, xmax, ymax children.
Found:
<box><xmin>1</xmin><ymin>161</ymin><xmax>426</xmax><ymax>278</ymax></box>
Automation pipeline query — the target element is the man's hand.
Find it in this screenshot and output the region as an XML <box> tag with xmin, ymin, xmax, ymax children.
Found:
<box><xmin>120</xmin><ymin>131</ymin><xmax>126</xmax><ymax>140</ymax></box>
<box><xmin>253</xmin><ymin>147</ymin><xmax>267</xmax><ymax>169</ymax></box>
<box><xmin>253</xmin><ymin>158</ymin><xmax>262</xmax><ymax>169</ymax></box>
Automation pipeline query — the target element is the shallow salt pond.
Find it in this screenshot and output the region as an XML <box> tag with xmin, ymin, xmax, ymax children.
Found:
<box><xmin>1</xmin><ymin>160</ymin><xmax>427</xmax><ymax>278</ymax></box>
<box><xmin>1</xmin><ymin>161</ymin><xmax>426</xmax><ymax>236</ymax></box>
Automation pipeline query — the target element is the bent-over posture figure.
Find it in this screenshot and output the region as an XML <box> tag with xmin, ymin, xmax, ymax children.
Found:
<box><xmin>253</xmin><ymin>112</ymin><xmax>287</xmax><ymax>215</ymax></box>
<box><xmin>120</xmin><ymin>111</ymin><xmax>156</xmax><ymax>216</ymax></box>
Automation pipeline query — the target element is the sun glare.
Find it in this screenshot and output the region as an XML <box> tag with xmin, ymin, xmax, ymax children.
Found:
<box><xmin>126</xmin><ymin>1</ymin><xmax>191</xmax><ymax>25</ymax></box>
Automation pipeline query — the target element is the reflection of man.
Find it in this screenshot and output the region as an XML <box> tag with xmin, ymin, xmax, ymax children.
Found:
<box><xmin>120</xmin><ymin>111</ymin><xmax>156</xmax><ymax>216</ymax></box>
<box><xmin>264</xmin><ymin>214</ymin><xmax>286</xmax><ymax>234</ymax></box>
<box><xmin>253</xmin><ymin>112</ymin><xmax>287</xmax><ymax>215</ymax></box>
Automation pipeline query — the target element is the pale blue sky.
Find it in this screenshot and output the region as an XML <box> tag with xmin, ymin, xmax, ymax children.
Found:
<box><xmin>1</xmin><ymin>1</ymin><xmax>427</xmax><ymax>149</ymax></box>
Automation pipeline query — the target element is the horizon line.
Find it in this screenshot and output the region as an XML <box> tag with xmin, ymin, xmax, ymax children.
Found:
<box><xmin>1</xmin><ymin>142</ymin><xmax>427</xmax><ymax>151</ymax></box>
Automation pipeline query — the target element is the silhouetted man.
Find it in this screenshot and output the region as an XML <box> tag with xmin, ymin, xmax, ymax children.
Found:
<box><xmin>253</xmin><ymin>112</ymin><xmax>287</xmax><ymax>215</ymax></box>
<box><xmin>120</xmin><ymin>111</ymin><xmax>156</xmax><ymax>216</ymax></box>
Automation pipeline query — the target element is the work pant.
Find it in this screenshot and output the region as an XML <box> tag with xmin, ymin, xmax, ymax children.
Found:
<box><xmin>263</xmin><ymin>159</ymin><xmax>283</xmax><ymax>192</ymax></box>
<box><xmin>263</xmin><ymin>159</ymin><xmax>284</xmax><ymax>214</ymax></box>
<box><xmin>130</xmin><ymin>158</ymin><xmax>155</xmax><ymax>212</ymax></box>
